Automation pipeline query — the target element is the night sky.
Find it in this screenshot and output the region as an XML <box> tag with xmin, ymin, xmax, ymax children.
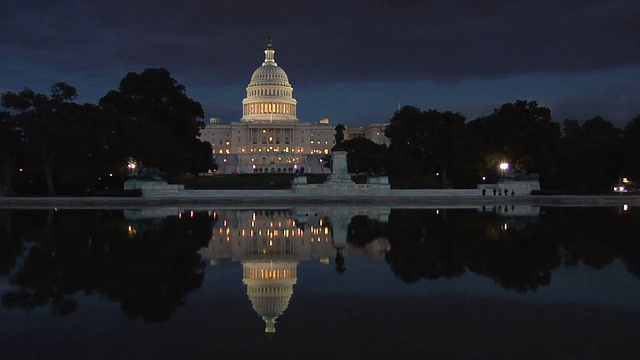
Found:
<box><xmin>1</xmin><ymin>0</ymin><xmax>638</xmax><ymax>127</ymax></box>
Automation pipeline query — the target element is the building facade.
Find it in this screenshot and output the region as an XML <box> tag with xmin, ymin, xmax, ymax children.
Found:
<box><xmin>199</xmin><ymin>39</ymin><xmax>388</xmax><ymax>174</ymax></box>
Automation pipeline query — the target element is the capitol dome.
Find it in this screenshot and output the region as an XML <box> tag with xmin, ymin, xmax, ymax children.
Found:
<box><xmin>242</xmin><ymin>260</ymin><xmax>298</xmax><ymax>333</ymax></box>
<box><xmin>249</xmin><ymin>62</ymin><xmax>291</xmax><ymax>87</ymax></box>
<box><xmin>242</xmin><ymin>38</ymin><xmax>298</xmax><ymax>122</ymax></box>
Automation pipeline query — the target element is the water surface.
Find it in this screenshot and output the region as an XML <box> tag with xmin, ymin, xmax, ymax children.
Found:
<box><xmin>1</xmin><ymin>205</ymin><xmax>639</xmax><ymax>359</ymax></box>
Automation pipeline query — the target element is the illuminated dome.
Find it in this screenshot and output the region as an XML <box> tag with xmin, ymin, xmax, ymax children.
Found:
<box><xmin>242</xmin><ymin>37</ymin><xmax>298</xmax><ymax>122</ymax></box>
<box><xmin>249</xmin><ymin>63</ymin><xmax>291</xmax><ymax>87</ymax></box>
<box><xmin>242</xmin><ymin>260</ymin><xmax>298</xmax><ymax>333</ymax></box>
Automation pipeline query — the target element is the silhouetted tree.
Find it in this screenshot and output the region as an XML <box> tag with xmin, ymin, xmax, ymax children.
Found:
<box><xmin>621</xmin><ymin>115</ymin><xmax>640</xmax><ymax>182</ymax></box>
<box><xmin>338</xmin><ymin>137</ymin><xmax>388</xmax><ymax>174</ymax></box>
<box><xmin>0</xmin><ymin>111</ymin><xmax>22</xmax><ymax>195</ymax></box>
<box><xmin>1</xmin><ymin>83</ymin><xmax>80</xmax><ymax>195</ymax></box>
<box><xmin>385</xmin><ymin>106</ymin><xmax>467</xmax><ymax>187</ymax></box>
<box><xmin>556</xmin><ymin>116</ymin><xmax>622</xmax><ymax>192</ymax></box>
<box><xmin>466</xmin><ymin>100</ymin><xmax>560</xmax><ymax>184</ymax></box>
<box><xmin>99</xmin><ymin>68</ymin><xmax>214</xmax><ymax>176</ymax></box>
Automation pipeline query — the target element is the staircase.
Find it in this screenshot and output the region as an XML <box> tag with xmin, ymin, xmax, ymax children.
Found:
<box><xmin>214</xmin><ymin>154</ymin><xmax>239</xmax><ymax>174</ymax></box>
<box><xmin>305</xmin><ymin>155</ymin><xmax>330</xmax><ymax>174</ymax></box>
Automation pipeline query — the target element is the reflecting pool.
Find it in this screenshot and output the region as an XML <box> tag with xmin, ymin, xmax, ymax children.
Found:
<box><xmin>1</xmin><ymin>205</ymin><xmax>639</xmax><ymax>359</ymax></box>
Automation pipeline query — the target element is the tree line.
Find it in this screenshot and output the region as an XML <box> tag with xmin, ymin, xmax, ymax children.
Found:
<box><xmin>2</xmin><ymin>70</ymin><xmax>638</xmax><ymax>195</ymax></box>
<box><xmin>0</xmin><ymin>68</ymin><xmax>214</xmax><ymax>196</ymax></box>
<box><xmin>343</xmin><ymin>100</ymin><xmax>640</xmax><ymax>193</ymax></box>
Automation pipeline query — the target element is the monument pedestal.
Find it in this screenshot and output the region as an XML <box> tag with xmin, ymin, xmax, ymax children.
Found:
<box><xmin>324</xmin><ymin>151</ymin><xmax>354</xmax><ymax>185</ymax></box>
<box><xmin>291</xmin><ymin>150</ymin><xmax>390</xmax><ymax>195</ymax></box>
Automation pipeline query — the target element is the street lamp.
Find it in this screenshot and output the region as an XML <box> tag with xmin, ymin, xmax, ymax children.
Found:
<box><xmin>499</xmin><ymin>162</ymin><xmax>509</xmax><ymax>178</ymax></box>
<box><xmin>127</xmin><ymin>158</ymin><xmax>137</xmax><ymax>172</ymax></box>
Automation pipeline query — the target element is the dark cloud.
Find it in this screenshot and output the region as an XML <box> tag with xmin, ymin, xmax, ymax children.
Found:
<box><xmin>1</xmin><ymin>0</ymin><xmax>638</xmax><ymax>125</ymax></box>
<box><xmin>2</xmin><ymin>0</ymin><xmax>638</xmax><ymax>87</ymax></box>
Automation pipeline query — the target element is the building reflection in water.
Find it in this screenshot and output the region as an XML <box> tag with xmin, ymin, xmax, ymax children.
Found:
<box><xmin>199</xmin><ymin>207</ymin><xmax>391</xmax><ymax>333</ymax></box>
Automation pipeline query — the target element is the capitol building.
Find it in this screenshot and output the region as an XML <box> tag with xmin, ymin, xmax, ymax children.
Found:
<box><xmin>199</xmin><ymin>39</ymin><xmax>389</xmax><ymax>174</ymax></box>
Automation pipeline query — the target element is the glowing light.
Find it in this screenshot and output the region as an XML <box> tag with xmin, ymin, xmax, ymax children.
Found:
<box><xmin>623</xmin><ymin>204</ymin><xmax>629</xmax><ymax>212</ymax></box>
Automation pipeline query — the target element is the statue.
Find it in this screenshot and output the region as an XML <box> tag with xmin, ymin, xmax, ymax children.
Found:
<box><xmin>505</xmin><ymin>168</ymin><xmax>539</xmax><ymax>181</ymax></box>
<box><xmin>129</xmin><ymin>162</ymin><xmax>166</xmax><ymax>181</ymax></box>
<box><xmin>333</xmin><ymin>123</ymin><xmax>346</xmax><ymax>150</ymax></box>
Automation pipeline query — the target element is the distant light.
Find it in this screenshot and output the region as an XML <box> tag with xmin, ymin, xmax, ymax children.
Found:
<box><xmin>436</xmin><ymin>172</ymin><xmax>439</xmax><ymax>176</ymax></box>
<box><xmin>482</xmin><ymin>176</ymin><xmax>486</xmax><ymax>181</ymax></box>
<box><xmin>622</xmin><ymin>178</ymin><xmax>630</xmax><ymax>184</ymax></box>
<box><xmin>503</xmin><ymin>223</ymin><xmax>508</xmax><ymax>231</ymax></box>
<box><xmin>623</xmin><ymin>204</ymin><xmax>629</xmax><ymax>212</ymax></box>
<box><xmin>19</xmin><ymin>168</ymin><xmax>23</xmax><ymax>172</ymax></box>
<box><xmin>109</xmin><ymin>173</ymin><xmax>113</xmax><ymax>177</ymax></box>
<box><xmin>500</xmin><ymin>162</ymin><xmax>509</xmax><ymax>170</ymax></box>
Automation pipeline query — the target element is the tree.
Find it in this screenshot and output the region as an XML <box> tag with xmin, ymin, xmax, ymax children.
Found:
<box><xmin>555</xmin><ymin>116</ymin><xmax>622</xmax><ymax>192</ymax></box>
<box><xmin>621</xmin><ymin>115</ymin><xmax>640</xmax><ymax>181</ymax></box>
<box><xmin>338</xmin><ymin>137</ymin><xmax>388</xmax><ymax>174</ymax></box>
<box><xmin>99</xmin><ymin>68</ymin><xmax>214</xmax><ymax>176</ymax></box>
<box><xmin>1</xmin><ymin>83</ymin><xmax>80</xmax><ymax>195</ymax></box>
<box><xmin>384</xmin><ymin>106</ymin><xmax>467</xmax><ymax>186</ymax></box>
<box><xmin>466</xmin><ymin>100</ymin><xmax>560</xmax><ymax>184</ymax></box>
<box><xmin>385</xmin><ymin>105</ymin><xmax>429</xmax><ymax>179</ymax></box>
<box><xmin>0</xmin><ymin>111</ymin><xmax>22</xmax><ymax>195</ymax></box>
<box><xmin>420</xmin><ymin>109</ymin><xmax>466</xmax><ymax>187</ymax></box>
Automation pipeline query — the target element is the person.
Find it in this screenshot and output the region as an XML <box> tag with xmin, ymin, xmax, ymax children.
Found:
<box><xmin>504</xmin><ymin>188</ymin><xmax>508</xmax><ymax>196</ymax></box>
<box><xmin>482</xmin><ymin>188</ymin><xmax>486</xmax><ymax>196</ymax></box>
<box><xmin>511</xmin><ymin>189</ymin><xmax>515</xmax><ymax>196</ymax></box>
<box><xmin>493</xmin><ymin>188</ymin><xmax>497</xmax><ymax>196</ymax></box>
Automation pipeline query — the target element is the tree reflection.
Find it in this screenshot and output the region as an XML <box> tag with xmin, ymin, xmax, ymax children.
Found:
<box><xmin>464</xmin><ymin>215</ymin><xmax>560</xmax><ymax>292</ymax></box>
<box><xmin>384</xmin><ymin>210</ymin><xmax>466</xmax><ymax>283</ymax></box>
<box><xmin>2</xmin><ymin>210</ymin><xmax>214</xmax><ymax>321</ymax></box>
<box><xmin>382</xmin><ymin>207</ymin><xmax>640</xmax><ymax>292</ymax></box>
<box><xmin>0</xmin><ymin>210</ymin><xmax>26</xmax><ymax>276</ymax></box>
<box><xmin>2</xmin><ymin>205</ymin><xmax>640</xmax><ymax>307</ymax></box>
<box><xmin>346</xmin><ymin>215</ymin><xmax>387</xmax><ymax>248</ymax></box>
